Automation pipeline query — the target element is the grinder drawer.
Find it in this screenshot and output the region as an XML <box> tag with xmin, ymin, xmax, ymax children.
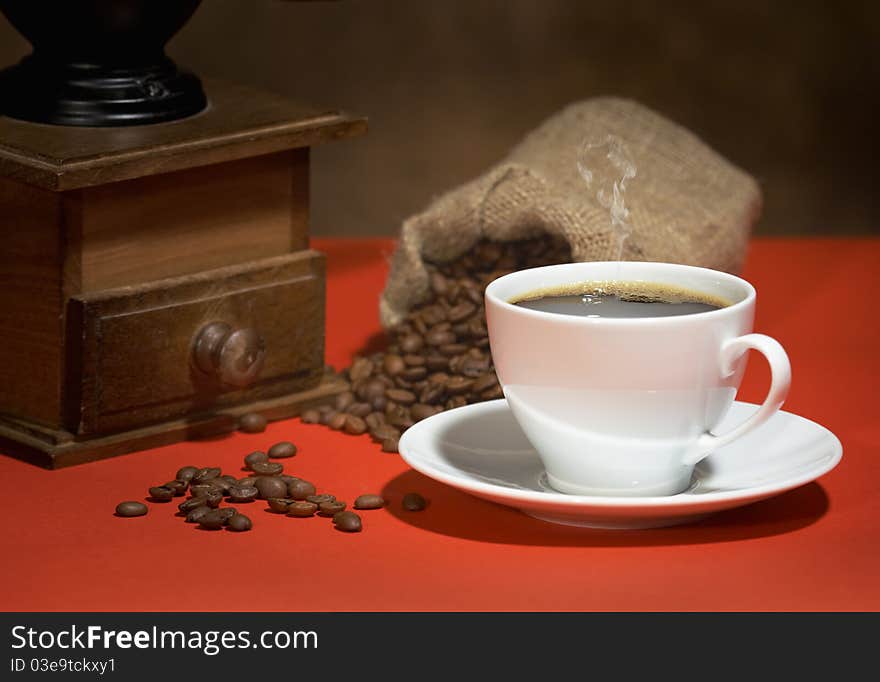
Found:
<box><xmin>65</xmin><ymin>250</ymin><xmax>325</xmax><ymax>435</ymax></box>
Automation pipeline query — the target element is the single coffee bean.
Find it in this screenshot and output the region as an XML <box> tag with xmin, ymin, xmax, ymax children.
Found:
<box><xmin>381</xmin><ymin>437</ymin><xmax>400</xmax><ymax>453</ymax></box>
<box><xmin>400</xmin><ymin>334</ymin><xmax>425</xmax><ymax>354</ymax></box>
<box><xmin>320</xmin><ymin>408</ymin><xmax>339</xmax><ymax>426</ymax></box>
<box><xmin>348</xmin><ymin>357</ymin><xmax>374</xmax><ymax>382</ymax></box>
<box><xmin>203</xmin><ymin>490</ymin><xmax>223</xmax><ymax>508</ymax></box>
<box><xmin>386</xmin><ymin>388</ymin><xmax>416</xmax><ymax>405</ymax></box>
<box><xmin>471</xmin><ymin>372</ymin><xmax>499</xmax><ymax>395</ymax></box>
<box><xmin>216</xmin><ymin>507</ymin><xmax>238</xmax><ymax>522</ymax></box>
<box><xmin>425</xmin><ymin>328</ymin><xmax>456</xmax><ymax>346</ymax></box>
<box><xmin>288</xmin><ymin>479</ymin><xmax>317</xmax><ymax>500</ymax></box>
<box><xmin>318</xmin><ymin>500</ymin><xmax>347</xmax><ymax>516</ymax></box>
<box><xmin>185</xmin><ymin>505</ymin><xmax>212</xmax><ymax>524</ymax></box>
<box><xmin>251</xmin><ymin>461</ymin><xmax>284</xmax><ymax>476</ymax></box>
<box><xmin>425</xmin><ymin>354</ymin><xmax>449</xmax><ymax>371</ymax></box>
<box><xmin>148</xmin><ymin>486</ymin><xmax>175</xmax><ymax>502</ymax></box>
<box><xmin>208</xmin><ymin>477</ymin><xmax>232</xmax><ymax>494</ymax></box>
<box><xmin>411</xmin><ymin>403</ymin><xmax>440</xmax><ymax>422</ymax></box>
<box><xmin>175</xmin><ymin>466</ymin><xmax>199</xmax><ymax>483</ymax></box>
<box><xmin>363</xmin><ymin>378</ymin><xmax>387</xmax><ymax>401</ymax></box>
<box><xmin>227</xmin><ymin>513</ymin><xmax>252</xmax><ymax>532</ymax></box>
<box><xmin>402</xmin><ymin>366</ymin><xmax>427</xmax><ymax>381</ymax></box>
<box><xmin>306</xmin><ymin>494</ymin><xmax>335</xmax><ymax>505</ymax></box>
<box><xmin>328</xmin><ymin>412</ymin><xmax>348</xmax><ymax>430</ymax></box>
<box><xmin>445</xmin><ymin>376</ymin><xmax>475</xmax><ymax>395</ymax></box>
<box><xmin>267</xmin><ymin>498</ymin><xmax>294</xmax><ymax>513</ymax></box>
<box><xmin>447</xmin><ymin>301</ymin><xmax>477</xmax><ymax>323</ymax></box>
<box><xmin>237</xmin><ymin>476</ymin><xmax>259</xmax><ymax>487</ymax></box>
<box><xmin>344</xmin><ymin>415</ymin><xmax>367</xmax><ymax>435</ymax></box>
<box><xmin>115</xmin><ymin>501</ymin><xmax>148</xmax><ymax>517</ymax></box>
<box><xmin>354</xmin><ymin>494</ymin><xmax>385</xmax><ymax>510</ymax></box>
<box><xmin>268</xmin><ymin>441</ymin><xmax>297</xmax><ymax>459</ymax></box>
<box><xmin>365</xmin><ymin>412</ymin><xmax>385</xmax><ymax>431</ymax></box>
<box><xmin>198</xmin><ymin>510</ymin><xmax>226</xmax><ymax>530</ymax></box>
<box><xmin>446</xmin><ymin>396</ymin><xmax>468</xmax><ymax>410</ymax></box>
<box><xmin>163</xmin><ymin>480</ymin><xmax>188</xmax><ymax>496</ymax></box>
<box><xmin>287</xmin><ymin>501</ymin><xmax>318</xmax><ymax>518</ymax></box>
<box><xmin>335</xmin><ymin>390</ymin><xmax>355</xmax><ymax>411</ymax></box>
<box><xmin>402</xmin><ymin>492</ymin><xmax>427</xmax><ymax>511</ymax></box>
<box><xmin>254</xmin><ymin>477</ymin><xmax>288</xmax><ymax>500</ymax></box>
<box><xmin>239</xmin><ymin>412</ymin><xmax>267</xmax><ymax>433</ymax></box>
<box><xmin>402</xmin><ymin>353</ymin><xmax>425</xmax><ymax>367</ymax></box>
<box><xmin>332</xmin><ymin>511</ymin><xmax>362</xmax><ymax>533</ymax></box>
<box><xmin>370</xmin><ymin>424</ymin><xmax>401</xmax><ymax>443</ymax></box>
<box><xmin>430</xmin><ymin>271</ymin><xmax>448</xmax><ymax>296</ymax></box>
<box><xmin>301</xmin><ymin>408</ymin><xmax>321</xmax><ymax>424</ymax></box>
<box><xmin>419</xmin><ymin>383</ymin><xmax>445</xmax><ymax>404</ymax></box>
<box><xmin>193</xmin><ymin>467</ymin><xmax>222</xmax><ymax>484</ymax></box>
<box><xmin>189</xmin><ymin>484</ymin><xmax>219</xmax><ymax>499</ymax></box>
<box><xmin>279</xmin><ymin>474</ymin><xmax>300</xmax><ymax>484</ymax></box>
<box><xmin>481</xmin><ymin>384</ymin><xmax>504</xmax><ymax>400</ymax></box>
<box><xmin>244</xmin><ymin>450</ymin><xmax>269</xmax><ymax>470</ymax></box>
<box><xmin>348</xmin><ymin>402</ymin><xmax>372</xmax><ymax>418</ymax></box>
<box><xmin>179</xmin><ymin>496</ymin><xmax>210</xmax><ymax>512</ymax></box>
<box><xmin>383</xmin><ymin>354</ymin><xmax>406</xmax><ymax>376</ymax></box>
<box><xmin>227</xmin><ymin>485</ymin><xmax>259</xmax><ymax>503</ymax></box>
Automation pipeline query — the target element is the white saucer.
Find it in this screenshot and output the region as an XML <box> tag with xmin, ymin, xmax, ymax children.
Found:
<box><xmin>398</xmin><ymin>400</ymin><xmax>842</xmax><ymax>529</ymax></box>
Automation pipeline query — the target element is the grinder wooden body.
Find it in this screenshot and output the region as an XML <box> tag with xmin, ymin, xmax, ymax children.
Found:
<box><xmin>0</xmin><ymin>80</ymin><xmax>365</xmax><ymax>468</ymax></box>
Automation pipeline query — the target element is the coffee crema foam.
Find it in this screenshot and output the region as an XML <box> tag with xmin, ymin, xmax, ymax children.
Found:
<box><xmin>509</xmin><ymin>280</ymin><xmax>732</xmax><ymax>309</ymax></box>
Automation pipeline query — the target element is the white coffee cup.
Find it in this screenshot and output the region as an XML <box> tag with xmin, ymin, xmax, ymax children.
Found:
<box><xmin>485</xmin><ymin>261</ymin><xmax>791</xmax><ymax>497</ymax></box>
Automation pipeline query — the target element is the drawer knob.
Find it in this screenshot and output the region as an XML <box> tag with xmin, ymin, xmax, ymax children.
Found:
<box><xmin>193</xmin><ymin>322</ymin><xmax>266</xmax><ymax>388</ymax></box>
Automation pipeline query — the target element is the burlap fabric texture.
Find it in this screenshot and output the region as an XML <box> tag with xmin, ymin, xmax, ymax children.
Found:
<box><xmin>379</xmin><ymin>97</ymin><xmax>762</xmax><ymax>328</ymax></box>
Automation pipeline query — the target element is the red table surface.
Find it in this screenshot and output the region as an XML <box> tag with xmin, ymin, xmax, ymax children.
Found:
<box><xmin>1</xmin><ymin>237</ymin><xmax>878</xmax><ymax>612</ymax></box>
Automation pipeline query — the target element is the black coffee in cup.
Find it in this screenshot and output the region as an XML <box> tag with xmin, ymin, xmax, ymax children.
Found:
<box><xmin>511</xmin><ymin>281</ymin><xmax>730</xmax><ymax>318</ymax></box>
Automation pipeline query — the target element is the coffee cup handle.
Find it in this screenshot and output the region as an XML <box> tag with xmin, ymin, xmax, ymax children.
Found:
<box><xmin>683</xmin><ymin>333</ymin><xmax>791</xmax><ymax>466</ymax></box>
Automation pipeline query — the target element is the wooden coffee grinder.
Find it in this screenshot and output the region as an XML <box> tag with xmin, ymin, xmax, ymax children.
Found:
<box><xmin>0</xmin><ymin>1</ymin><xmax>365</xmax><ymax>467</ymax></box>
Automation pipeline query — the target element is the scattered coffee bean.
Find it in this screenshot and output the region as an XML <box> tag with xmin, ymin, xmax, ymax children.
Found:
<box><xmin>335</xmin><ymin>391</ymin><xmax>355</xmax><ymax>411</ymax></box>
<box><xmin>239</xmin><ymin>412</ymin><xmax>267</xmax><ymax>433</ymax></box>
<box><xmin>227</xmin><ymin>485</ymin><xmax>259</xmax><ymax>503</ymax></box>
<box><xmin>343</xmin><ymin>415</ymin><xmax>367</xmax><ymax>435</ymax></box>
<box><xmin>175</xmin><ymin>466</ymin><xmax>199</xmax><ymax>483</ymax></box>
<box><xmin>354</xmin><ymin>494</ymin><xmax>385</xmax><ymax>510</ymax></box>
<box><xmin>179</xmin><ymin>496</ymin><xmax>210</xmax><ymax>513</ymax></box>
<box><xmin>227</xmin><ymin>513</ymin><xmax>252</xmax><ymax>532</ymax></box>
<box><xmin>189</xmin><ymin>484</ymin><xmax>219</xmax><ymax>499</ymax></box>
<box><xmin>148</xmin><ymin>486</ymin><xmax>175</xmax><ymax>502</ymax></box>
<box><xmin>332</xmin><ymin>511</ymin><xmax>362</xmax><ymax>532</ymax></box>
<box><xmin>193</xmin><ymin>467</ymin><xmax>222</xmax><ymax>484</ymax></box>
<box><xmin>254</xmin><ymin>477</ymin><xmax>288</xmax><ymax>500</ymax></box>
<box><xmin>287</xmin><ymin>501</ymin><xmax>318</xmax><ymax>518</ymax></box>
<box><xmin>185</xmin><ymin>505</ymin><xmax>212</xmax><ymax>524</ymax></box>
<box><xmin>216</xmin><ymin>507</ymin><xmax>238</xmax><ymax>522</ymax></box>
<box><xmin>402</xmin><ymin>492</ymin><xmax>427</xmax><ymax>511</ymax></box>
<box><xmin>381</xmin><ymin>438</ymin><xmax>400</xmax><ymax>453</ymax></box>
<box><xmin>306</xmin><ymin>494</ymin><xmax>335</xmax><ymax>505</ymax></box>
<box><xmin>163</xmin><ymin>480</ymin><xmax>188</xmax><ymax>496</ymax></box>
<box><xmin>198</xmin><ymin>510</ymin><xmax>227</xmax><ymax>530</ymax></box>
<box><xmin>267</xmin><ymin>498</ymin><xmax>294</xmax><ymax>514</ymax></box>
<box><xmin>328</xmin><ymin>413</ymin><xmax>348</xmax><ymax>430</ymax></box>
<box><xmin>318</xmin><ymin>500</ymin><xmax>346</xmax><ymax>516</ymax></box>
<box><xmin>386</xmin><ymin>388</ymin><xmax>416</xmax><ymax>405</ymax></box>
<box><xmin>115</xmin><ymin>501</ymin><xmax>148</xmax><ymax>517</ymax></box>
<box><xmin>251</xmin><ymin>461</ymin><xmax>284</xmax><ymax>476</ymax></box>
<box><xmin>301</xmin><ymin>408</ymin><xmax>321</xmax><ymax>424</ymax></box>
<box><xmin>244</xmin><ymin>450</ymin><xmax>269</xmax><ymax>470</ymax></box>
<box><xmin>288</xmin><ymin>479</ymin><xmax>317</xmax><ymax>500</ymax></box>
<box><xmin>203</xmin><ymin>491</ymin><xmax>223</xmax><ymax>508</ymax></box>
<box><xmin>268</xmin><ymin>441</ymin><xmax>297</xmax><ymax>459</ymax></box>
<box><xmin>349</xmin><ymin>357</ymin><xmax>374</xmax><ymax>382</ymax></box>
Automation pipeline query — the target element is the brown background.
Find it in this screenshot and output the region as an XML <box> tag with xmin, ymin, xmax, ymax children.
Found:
<box><xmin>1</xmin><ymin>0</ymin><xmax>876</xmax><ymax>237</ymax></box>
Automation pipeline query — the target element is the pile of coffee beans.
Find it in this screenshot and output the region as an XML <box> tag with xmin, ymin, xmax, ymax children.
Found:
<box><xmin>302</xmin><ymin>236</ymin><xmax>571</xmax><ymax>451</ymax></box>
<box><xmin>115</xmin><ymin>440</ymin><xmax>428</xmax><ymax>533</ymax></box>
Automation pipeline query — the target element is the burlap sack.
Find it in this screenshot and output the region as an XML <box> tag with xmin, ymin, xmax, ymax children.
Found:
<box><xmin>380</xmin><ymin>97</ymin><xmax>762</xmax><ymax>328</ymax></box>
